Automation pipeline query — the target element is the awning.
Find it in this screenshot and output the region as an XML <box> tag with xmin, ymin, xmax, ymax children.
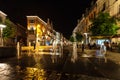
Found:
<box><xmin>90</xmin><ymin>35</ymin><xmax>112</xmax><ymax>39</ymax></box>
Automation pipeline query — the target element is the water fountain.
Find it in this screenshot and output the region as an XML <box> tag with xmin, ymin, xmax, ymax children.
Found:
<box><xmin>28</xmin><ymin>42</ymin><xmax>31</xmax><ymax>56</ymax></box>
<box><xmin>52</xmin><ymin>37</ymin><xmax>58</xmax><ymax>63</ymax></box>
<box><xmin>59</xmin><ymin>38</ymin><xmax>63</xmax><ymax>57</ymax></box>
<box><xmin>35</xmin><ymin>42</ymin><xmax>39</xmax><ymax>54</ymax></box>
<box><xmin>71</xmin><ymin>32</ymin><xmax>78</xmax><ymax>62</ymax></box>
<box><xmin>17</xmin><ymin>42</ymin><xmax>20</xmax><ymax>59</ymax></box>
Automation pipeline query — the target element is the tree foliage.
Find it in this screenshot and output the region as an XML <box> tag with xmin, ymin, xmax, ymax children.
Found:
<box><xmin>76</xmin><ymin>32</ymin><xmax>83</xmax><ymax>41</ymax></box>
<box><xmin>69</xmin><ymin>35</ymin><xmax>74</xmax><ymax>42</ymax></box>
<box><xmin>69</xmin><ymin>32</ymin><xmax>83</xmax><ymax>42</ymax></box>
<box><xmin>3</xmin><ymin>18</ymin><xmax>16</xmax><ymax>38</ymax></box>
<box><xmin>90</xmin><ymin>12</ymin><xmax>119</xmax><ymax>36</ymax></box>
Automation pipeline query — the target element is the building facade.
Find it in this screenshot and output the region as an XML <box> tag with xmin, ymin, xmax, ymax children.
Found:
<box><xmin>26</xmin><ymin>16</ymin><xmax>61</xmax><ymax>46</ymax></box>
<box><xmin>0</xmin><ymin>11</ymin><xmax>7</xmax><ymax>46</ymax></box>
<box><xmin>0</xmin><ymin>11</ymin><xmax>7</xmax><ymax>23</ymax></box>
<box><xmin>15</xmin><ymin>24</ymin><xmax>27</xmax><ymax>46</ymax></box>
<box><xmin>74</xmin><ymin>0</ymin><xmax>120</xmax><ymax>44</ymax></box>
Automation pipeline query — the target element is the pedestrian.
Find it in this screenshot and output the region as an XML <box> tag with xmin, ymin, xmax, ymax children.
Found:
<box><xmin>88</xmin><ymin>43</ymin><xmax>91</xmax><ymax>49</ymax></box>
<box><xmin>33</xmin><ymin>41</ymin><xmax>36</xmax><ymax>50</ymax></box>
<box><xmin>82</xmin><ymin>43</ymin><xmax>84</xmax><ymax>52</ymax></box>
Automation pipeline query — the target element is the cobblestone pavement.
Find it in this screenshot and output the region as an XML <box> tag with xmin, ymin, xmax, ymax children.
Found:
<box><xmin>60</xmin><ymin>74</ymin><xmax>113</xmax><ymax>80</ymax></box>
<box><xmin>84</xmin><ymin>49</ymin><xmax>120</xmax><ymax>65</ymax></box>
<box><xmin>106</xmin><ymin>51</ymin><xmax>120</xmax><ymax>65</ymax></box>
<box><xmin>0</xmin><ymin>47</ymin><xmax>120</xmax><ymax>80</ymax></box>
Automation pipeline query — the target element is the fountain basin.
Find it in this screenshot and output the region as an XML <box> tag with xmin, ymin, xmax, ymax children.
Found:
<box><xmin>0</xmin><ymin>47</ymin><xmax>17</xmax><ymax>58</ymax></box>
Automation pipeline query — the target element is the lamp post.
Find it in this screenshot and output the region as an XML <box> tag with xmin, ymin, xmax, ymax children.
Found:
<box><xmin>84</xmin><ymin>33</ymin><xmax>89</xmax><ymax>45</ymax></box>
<box><xmin>0</xmin><ymin>24</ymin><xmax>6</xmax><ymax>46</ymax></box>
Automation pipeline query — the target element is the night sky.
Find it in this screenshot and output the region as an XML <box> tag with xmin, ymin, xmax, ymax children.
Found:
<box><xmin>0</xmin><ymin>0</ymin><xmax>94</xmax><ymax>39</ymax></box>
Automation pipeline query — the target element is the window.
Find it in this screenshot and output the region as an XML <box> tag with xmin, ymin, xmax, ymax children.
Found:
<box><xmin>29</xmin><ymin>20</ymin><xmax>35</xmax><ymax>23</ymax></box>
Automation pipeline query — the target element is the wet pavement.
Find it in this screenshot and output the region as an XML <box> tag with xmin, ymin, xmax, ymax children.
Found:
<box><xmin>0</xmin><ymin>49</ymin><xmax>120</xmax><ymax>80</ymax></box>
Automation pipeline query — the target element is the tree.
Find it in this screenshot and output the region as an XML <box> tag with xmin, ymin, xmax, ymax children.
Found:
<box><xmin>69</xmin><ymin>35</ymin><xmax>75</xmax><ymax>42</ymax></box>
<box><xmin>2</xmin><ymin>18</ymin><xmax>16</xmax><ymax>46</ymax></box>
<box><xmin>76</xmin><ymin>32</ymin><xmax>83</xmax><ymax>42</ymax></box>
<box><xmin>90</xmin><ymin>12</ymin><xmax>119</xmax><ymax>36</ymax></box>
<box><xmin>69</xmin><ymin>32</ymin><xmax>83</xmax><ymax>42</ymax></box>
<box><xmin>3</xmin><ymin>18</ymin><xmax>16</xmax><ymax>38</ymax></box>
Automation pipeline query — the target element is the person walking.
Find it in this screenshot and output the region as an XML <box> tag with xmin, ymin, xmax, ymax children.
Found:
<box><xmin>82</xmin><ymin>43</ymin><xmax>85</xmax><ymax>52</ymax></box>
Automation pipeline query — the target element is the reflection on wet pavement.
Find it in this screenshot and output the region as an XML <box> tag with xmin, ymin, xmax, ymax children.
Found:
<box><xmin>0</xmin><ymin>51</ymin><xmax>118</xmax><ymax>80</ymax></box>
<box><xmin>0</xmin><ymin>63</ymin><xmax>13</xmax><ymax>80</ymax></box>
<box><xmin>0</xmin><ymin>52</ymin><xmax>65</xmax><ymax>80</ymax></box>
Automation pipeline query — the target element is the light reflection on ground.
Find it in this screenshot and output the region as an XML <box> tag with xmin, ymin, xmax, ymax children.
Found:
<box><xmin>81</xmin><ymin>53</ymin><xmax>92</xmax><ymax>57</ymax></box>
<box><xmin>0</xmin><ymin>63</ymin><xmax>13</xmax><ymax>80</ymax></box>
<box><xmin>23</xmin><ymin>67</ymin><xmax>46</xmax><ymax>80</ymax></box>
<box><xmin>0</xmin><ymin>50</ymin><xmax>117</xmax><ymax>80</ymax></box>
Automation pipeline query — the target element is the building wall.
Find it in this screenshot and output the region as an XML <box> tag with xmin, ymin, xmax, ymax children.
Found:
<box><xmin>15</xmin><ymin>24</ymin><xmax>27</xmax><ymax>45</ymax></box>
<box><xmin>27</xmin><ymin>16</ymin><xmax>46</xmax><ymax>46</ymax></box>
<box><xmin>0</xmin><ymin>11</ymin><xmax>7</xmax><ymax>23</ymax></box>
<box><xmin>26</xmin><ymin>16</ymin><xmax>58</xmax><ymax>46</ymax></box>
<box><xmin>0</xmin><ymin>11</ymin><xmax>7</xmax><ymax>46</ymax></box>
<box><xmin>73</xmin><ymin>0</ymin><xmax>120</xmax><ymax>44</ymax></box>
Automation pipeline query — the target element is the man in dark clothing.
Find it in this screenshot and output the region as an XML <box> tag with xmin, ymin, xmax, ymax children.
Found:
<box><xmin>82</xmin><ymin>43</ymin><xmax>84</xmax><ymax>52</ymax></box>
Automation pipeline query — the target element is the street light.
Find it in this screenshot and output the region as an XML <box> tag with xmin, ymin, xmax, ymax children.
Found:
<box><xmin>84</xmin><ymin>33</ymin><xmax>89</xmax><ymax>45</ymax></box>
<box><xmin>0</xmin><ymin>24</ymin><xmax>6</xmax><ymax>46</ymax></box>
